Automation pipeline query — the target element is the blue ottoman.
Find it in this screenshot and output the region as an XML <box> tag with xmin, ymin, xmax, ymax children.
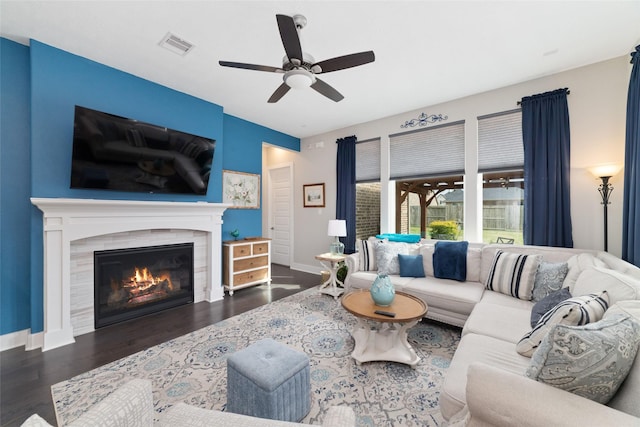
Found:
<box><xmin>226</xmin><ymin>338</ymin><xmax>310</xmax><ymax>422</ymax></box>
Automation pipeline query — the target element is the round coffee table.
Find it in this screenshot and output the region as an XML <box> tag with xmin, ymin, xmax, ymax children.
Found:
<box><xmin>341</xmin><ymin>290</ymin><xmax>427</xmax><ymax>368</ymax></box>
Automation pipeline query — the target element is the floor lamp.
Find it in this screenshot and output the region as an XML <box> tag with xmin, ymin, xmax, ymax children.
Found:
<box><xmin>588</xmin><ymin>164</ymin><xmax>622</xmax><ymax>252</ymax></box>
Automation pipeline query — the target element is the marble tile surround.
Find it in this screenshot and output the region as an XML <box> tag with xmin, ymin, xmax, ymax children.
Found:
<box><xmin>70</xmin><ymin>229</ymin><xmax>208</xmax><ymax>336</ymax></box>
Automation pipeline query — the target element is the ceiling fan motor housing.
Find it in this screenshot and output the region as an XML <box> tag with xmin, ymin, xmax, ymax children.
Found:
<box><xmin>284</xmin><ymin>69</ymin><xmax>316</xmax><ymax>89</ymax></box>
<box><xmin>218</xmin><ymin>13</ymin><xmax>375</xmax><ymax>102</ymax></box>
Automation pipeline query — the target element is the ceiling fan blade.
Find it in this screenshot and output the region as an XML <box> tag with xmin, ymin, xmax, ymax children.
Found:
<box><xmin>313</xmin><ymin>51</ymin><xmax>375</xmax><ymax>74</ymax></box>
<box><xmin>268</xmin><ymin>83</ymin><xmax>291</xmax><ymax>103</ymax></box>
<box><xmin>219</xmin><ymin>61</ymin><xmax>283</xmax><ymax>73</ymax></box>
<box><xmin>311</xmin><ymin>78</ymin><xmax>344</xmax><ymax>102</ymax></box>
<box><xmin>276</xmin><ymin>14</ymin><xmax>303</xmax><ymax>62</ymax></box>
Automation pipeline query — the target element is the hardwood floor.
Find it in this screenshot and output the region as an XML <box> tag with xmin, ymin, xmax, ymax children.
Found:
<box><xmin>0</xmin><ymin>265</ymin><xmax>320</xmax><ymax>427</ymax></box>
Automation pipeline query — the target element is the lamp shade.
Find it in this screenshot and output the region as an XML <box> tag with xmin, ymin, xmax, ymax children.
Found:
<box><xmin>284</xmin><ymin>70</ymin><xmax>314</xmax><ymax>89</ymax></box>
<box><xmin>328</xmin><ymin>220</ymin><xmax>347</xmax><ymax>237</ymax></box>
<box><xmin>588</xmin><ymin>163</ymin><xmax>623</xmax><ymax>179</ymax></box>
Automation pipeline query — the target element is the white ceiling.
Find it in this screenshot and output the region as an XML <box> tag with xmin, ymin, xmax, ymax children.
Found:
<box><xmin>2</xmin><ymin>1</ymin><xmax>639</xmax><ymax>138</ymax></box>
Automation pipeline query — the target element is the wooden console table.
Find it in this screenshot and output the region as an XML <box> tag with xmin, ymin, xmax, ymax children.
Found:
<box><xmin>223</xmin><ymin>238</ymin><xmax>271</xmax><ymax>295</ymax></box>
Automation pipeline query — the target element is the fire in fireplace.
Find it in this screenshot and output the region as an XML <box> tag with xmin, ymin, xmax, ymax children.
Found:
<box><xmin>94</xmin><ymin>243</ymin><xmax>194</xmax><ymax>328</ymax></box>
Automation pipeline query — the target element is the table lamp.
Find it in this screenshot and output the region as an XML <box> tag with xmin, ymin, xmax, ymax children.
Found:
<box><xmin>328</xmin><ymin>219</ymin><xmax>347</xmax><ymax>255</ymax></box>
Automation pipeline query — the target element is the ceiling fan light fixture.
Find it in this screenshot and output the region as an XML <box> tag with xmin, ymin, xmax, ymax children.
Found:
<box><xmin>284</xmin><ymin>69</ymin><xmax>315</xmax><ymax>89</ymax></box>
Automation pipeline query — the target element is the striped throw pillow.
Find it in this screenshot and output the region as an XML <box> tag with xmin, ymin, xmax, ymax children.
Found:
<box><xmin>516</xmin><ymin>291</ymin><xmax>609</xmax><ymax>357</ymax></box>
<box><xmin>357</xmin><ymin>238</ymin><xmax>377</xmax><ymax>271</ymax></box>
<box><xmin>485</xmin><ymin>250</ymin><xmax>542</xmax><ymax>300</ymax></box>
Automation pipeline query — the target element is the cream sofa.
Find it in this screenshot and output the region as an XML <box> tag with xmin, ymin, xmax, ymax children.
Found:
<box><xmin>344</xmin><ymin>240</ymin><xmax>640</xmax><ymax>425</ymax></box>
<box><xmin>22</xmin><ymin>379</ymin><xmax>355</xmax><ymax>427</ymax></box>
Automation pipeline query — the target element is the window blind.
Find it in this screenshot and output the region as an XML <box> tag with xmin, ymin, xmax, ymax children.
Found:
<box><xmin>478</xmin><ymin>109</ymin><xmax>523</xmax><ymax>173</ymax></box>
<box><xmin>356</xmin><ymin>137</ymin><xmax>381</xmax><ymax>182</ymax></box>
<box><xmin>389</xmin><ymin>121</ymin><xmax>465</xmax><ymax>180</ymax></box>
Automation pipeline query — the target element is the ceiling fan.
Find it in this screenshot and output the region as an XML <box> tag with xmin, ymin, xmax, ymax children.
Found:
<box><xmin>219</xmin><ymin>14</ymin><xmax>375</xmax><ymax>103</ymax></box>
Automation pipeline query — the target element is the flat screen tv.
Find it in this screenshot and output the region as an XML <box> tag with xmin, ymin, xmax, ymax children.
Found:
<box><xmin>70</xmin><ymin>106</ymin><xmax>215</xmax><ymax>195</ymax></box>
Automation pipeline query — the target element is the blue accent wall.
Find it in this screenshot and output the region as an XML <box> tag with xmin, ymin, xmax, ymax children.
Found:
<box><xmin>1</xmin><ymin>39</ymin><xmax>32</xmax><ymax>334</ymax></box>
<box><xmin>221</xmin><ymin>114</ymin><xmax>298</xmax><ymax>241</ymax></box>
<box><xmin>0</xmin><ymin>38</ymin><xmax>299</xmax><ymax>339</ymax></box>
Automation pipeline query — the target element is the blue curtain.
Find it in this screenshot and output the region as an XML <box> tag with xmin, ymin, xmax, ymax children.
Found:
<box><xmin>521</xmin><ymin>88</ymin><xmax>573</xmax><ymax>247</ymax></box>
<box><xmin>336</xmin><ymin>135</ymin><xmax>357</xmax><ymax>254</ymax></box>
<box><xmin>623</xmin><ymin>45</ymin><xmax>640</xmax><ymax>266</ymax></box>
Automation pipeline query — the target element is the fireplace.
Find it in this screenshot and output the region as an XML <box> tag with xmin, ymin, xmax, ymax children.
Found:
<box><xmin>31</xmin><ymin>198</ymin><xmax>228</xmax><ymax>351</ymax></box>
<box><xmin>94</xmin><ymin>243</ymin><xmax>194</xmax><ymax>328</ymax></box>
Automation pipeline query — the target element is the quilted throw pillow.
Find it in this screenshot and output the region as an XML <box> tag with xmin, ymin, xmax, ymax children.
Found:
<box><xmin>356</xmin><ymin>238</ymin><xmax>377</xmax><ymax>271</ymax></box>
<box><xmin>531</xmin><ymin>261</ymin><xmax>569</xmax><ymax>302</ymax></box>
<box><xmin>517</xmin><ymin>291</ymin><xmax>609</xmax><ymax>357</ymax></box>
<box><xmin>485</xmin><ymin>250</ymin><xmax>542</xmax><ymax>300</ymax></box>
<box><xmin>375</xmin><ymin>241</ymin><xmax>409</xmax><ymax>275</ymax></box>
<box><xmin>526</xmin><ymin>314</ymin><xmax>640</xmax><ymax>404</ymax></box>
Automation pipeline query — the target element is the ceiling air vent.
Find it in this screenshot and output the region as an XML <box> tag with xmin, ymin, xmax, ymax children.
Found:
<box><xmin>159</xmin><ymin>32</ymin><xmax>194</xmax><ymax>56</ymax></box>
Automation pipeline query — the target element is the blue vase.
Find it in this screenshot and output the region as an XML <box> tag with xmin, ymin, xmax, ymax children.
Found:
<box><xmin>370</xmin><ymin>274</ymin><xmax>395</xmax><ymax>306</ymax></box>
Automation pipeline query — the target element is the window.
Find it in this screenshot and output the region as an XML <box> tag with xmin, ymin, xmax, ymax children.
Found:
<box><xmin>389</xmin><ymin>121</ymin><xmax>465</xmax><ymax>180</ymax></box>
<box><xmin>478</xmin><ymin>110</ymin><xmax>524</xmax><ymax>244</ymax></box>
<box><xmin>390</xmin><ymin>122</ymin><xmax>465</xmax><ymax>238</ymax></box>
<box><xmin>397</xmin><ymin>175</ymin><xmax>464</xmax><ymax>240</ymax></box>
<box><xmin>355</xmin><ymin>138</ymin><xmax>381</xmax><ymax>240</ymax></box>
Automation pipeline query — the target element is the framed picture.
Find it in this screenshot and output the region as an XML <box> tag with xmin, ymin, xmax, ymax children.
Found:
<box><xmin>223</xmin><ymin>170</ymin><xmax>260</xmax><ymax>209</ymax></box>
<box><xmin>303</xmin><ymin>183</ymin><xmax>325</xmax><ymax>207</ymax></box>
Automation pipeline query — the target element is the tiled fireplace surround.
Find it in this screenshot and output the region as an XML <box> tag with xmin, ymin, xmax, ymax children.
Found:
<box><xmin>31</xmin><ymin>198</ymin><xmax>228</xmax><ymax>351</ymax></box>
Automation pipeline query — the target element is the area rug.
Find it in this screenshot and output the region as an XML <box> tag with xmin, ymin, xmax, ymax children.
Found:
<box><xmin>52</xmin><ymin>287</ymin><xmax>461</xmax><ymax>426</ymax></box>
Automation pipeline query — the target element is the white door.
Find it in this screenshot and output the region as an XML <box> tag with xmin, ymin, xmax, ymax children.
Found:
<box><xmin>268</xmin><ymin>165</ymin><xmax>292</xmax><ymax>266</ymax></box>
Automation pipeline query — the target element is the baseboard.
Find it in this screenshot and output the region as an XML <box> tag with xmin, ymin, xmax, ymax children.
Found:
<box><xmin>1</xmin><ymin>329</ymin><xmax>29</xmax><ymax>351</ymax></box>
<box><xmin>27</xmin><ymin>331</ymin><xmax>44</xmax><ymax>351</ymax></box>
<box><xmin>290</xmin><ymin>262</ymin><xmax>323</xmax><ymax>275</ymax></box>
<box><xmin>1</xmin><ymin>329</ymin><xmax>44</xmax><ymax>351</ymax></box>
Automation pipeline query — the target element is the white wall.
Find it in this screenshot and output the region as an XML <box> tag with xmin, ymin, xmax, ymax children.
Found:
<box><xmin>264</xmin><ymin>55</ymin><xmax>632</xmax><ymax>273</ymax></box>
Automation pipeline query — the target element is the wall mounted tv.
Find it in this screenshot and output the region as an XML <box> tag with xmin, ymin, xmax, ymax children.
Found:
<box><xmin>70</xmin><ymin>106</ymin><xmax>215</xmax><ymax>195</ymax></box>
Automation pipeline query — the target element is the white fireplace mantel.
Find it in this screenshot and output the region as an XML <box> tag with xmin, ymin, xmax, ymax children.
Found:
<box><xmin>31</xmin><ymin>198</ymin><xmax>229</xmax><ymax>351</ymax></box>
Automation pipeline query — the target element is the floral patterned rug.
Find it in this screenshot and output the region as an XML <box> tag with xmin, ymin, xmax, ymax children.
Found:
<box><xmin>51</xmin><ymin>287</ymin><xmax>461</xmax><ymax>426</ymax></box>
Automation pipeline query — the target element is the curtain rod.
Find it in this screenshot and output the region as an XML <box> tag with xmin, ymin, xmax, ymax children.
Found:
<box><xmin>517</xmin><ymin>89</ymin><xmax>570</xmax><ymax>106</ymax></box>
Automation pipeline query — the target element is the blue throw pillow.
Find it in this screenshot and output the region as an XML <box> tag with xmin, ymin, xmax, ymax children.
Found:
<box><xmin>530</xmin><ymin>287</ymin><xmax>572</xmax><ymax>327</ymax></box>
<box><xmin>433</xmin><ymin>241</ymin><xmax>468</xmax><ymax>281</ymax></box>
<box><xmin>398</xmin><ymin>254</ymin><xmax>425</xmax><ymax>277</ymax></box>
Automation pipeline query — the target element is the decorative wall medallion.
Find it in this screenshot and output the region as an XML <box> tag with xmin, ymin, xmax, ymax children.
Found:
<box><xmin>400</xmin><ymin>113</ymin><xmax>448</xmax><ymax>128</ymax></box>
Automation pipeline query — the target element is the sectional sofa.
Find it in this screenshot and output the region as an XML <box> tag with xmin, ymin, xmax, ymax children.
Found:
<box><xmin>344</xmin><ymin>238</ymin><xmax>640</xmax><ymax>426</ymax></box>
<box><xmin>22</xmin><ymin>379</ymin><xmax>356</xmax><ymax>427</ymax></box>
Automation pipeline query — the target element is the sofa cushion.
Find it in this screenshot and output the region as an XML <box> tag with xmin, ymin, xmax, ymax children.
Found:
<box><xmin>347</xmin><ymin>271</ymin><xmax>414</xmax><ymax>292</ymax></box>
<box><xmin>526</xmin><ymin>314</ymin><xmax>640</xmax><ymax>404</ymax></box>
<box><xmin>356</xmin><ymin>238</ymin><xmax>377</xmax><ymax>271</ymax></box>
<box><xmin>479</xmin><ymin>290</ymin><xmax>535</xmax><ymax>310</ymax></box>
<box><xmin>398</xmin><ymin>254</ymin><xmax>425</xmax><ymax>277</ymax></box>
<box><xmin>564</xmin><ymin>253</ymin><xmax>608</xmax><ymax>289</ymax></box>
<box><xmin>597</xmin><ymin>252</ymin><xmax>640</xmax><ymax>280</ymax></box>
<box><xmin>530</xmin><ymin>287</ymin><xmax>572</xmax><ymax>327</ymax></box>
<box><xmin>485</xmin><ymin>250</ymin><xmax>542</xmax><ymax>300</ymax></box>
<box><xmin>462</xmin><ymin>302</ymin><xmax>533</xmax><ymax>343</ymax></box>
<box><xmin>421</xmin><ymin>245</ymin><xmax>481</xmax><ymax>282</ymax></box>
<box><xmin>532</xmin><ymin>261</ymin><xmax>569</xmax><ymax>302</ymax></box>
<box><xmin>402</xmin><ymin>277</ymin><xmax>485</xmax><ymax>317</ymax></box>
<box><xmin>516</xmin><ymin>291</ymin><xmax>609</xmax><ymax>357</ymax></box>
<box><xmin>572</xmin><ymin>267</ymin><xmax>640</xmax><ymax>306</ymax></box>
<box><xmin>433</xmin><ymin>241</ymin><xmax>468</xmax><ymax>281</ymax></box>
<box><xmin>440</xmin><ymin>333</ymin><xmax>531</xmax><ymax>420</ymax></box>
